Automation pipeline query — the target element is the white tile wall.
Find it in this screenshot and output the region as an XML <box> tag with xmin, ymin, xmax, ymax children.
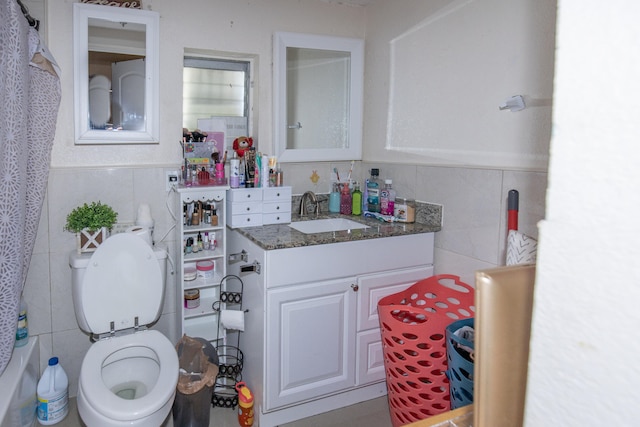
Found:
<box><xmin>25</xmin><ymin>163</ymin><xmax>546</xmax><ymax>397</ymax></box>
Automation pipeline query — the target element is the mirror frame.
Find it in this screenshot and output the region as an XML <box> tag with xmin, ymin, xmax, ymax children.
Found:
<box><xmin>274</xmin><ymin>32</ymin><xmax>364</xmax><ymax>162</ymax></box>
<box><xmin>73</xmin><ymin>3</ymin><xmax>159</xmax><ymax>145</ymax></box>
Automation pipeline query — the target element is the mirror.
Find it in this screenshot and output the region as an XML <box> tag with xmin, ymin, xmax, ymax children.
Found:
<box><xmin>73</xmin><ymin>3</ymin><xmax>159</xmax><ymax>144</ymax></box>
<box><xmin>274</xmin><ymin>32</ymin><xmax>364</xmax><ymax>162</ymax></box>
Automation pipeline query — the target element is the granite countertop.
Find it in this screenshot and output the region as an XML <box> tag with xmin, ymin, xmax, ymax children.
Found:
<box><xmin>229</xmin><ymin>203</ymin><xmax>442</xmax><ymax>251</ymax></box>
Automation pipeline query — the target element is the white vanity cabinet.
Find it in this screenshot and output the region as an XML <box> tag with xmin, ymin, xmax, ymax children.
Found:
<box><xmin>177</xmin><ymin>185</ymin><xmax>229</xmax><ymax>344</ymax></box>
<box><xmin>227</xmin><ymin>229</ymin><xmax>434</xmax><ymax>427</ymax></box>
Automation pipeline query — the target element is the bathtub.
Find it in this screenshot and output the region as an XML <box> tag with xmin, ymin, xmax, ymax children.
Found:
<box><xmin>0</xmin><ymin>336</ymin><xmax>39</xmax><ymax>427</ymax></box>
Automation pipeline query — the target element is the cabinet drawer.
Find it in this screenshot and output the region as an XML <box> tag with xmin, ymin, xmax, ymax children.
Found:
<box><xmin>263</xmin><ymin>186</ymin><xmax>291</xmax><ymax>201</ymax></box>
<box><xmin>227</xmin><ymin>201</ymin><xmax>263</xmax><ymax>215</ymax></box>
<box><xmin>228</xmin><ymin>187</ymin><xmax>263</xmax><ymax>202</ymax></box>
<box><xmin>263</xmin><ymin>211</ymin><xmax>291</xmax><ymax>225</ymax></box>
<box><xmin>262</xmin><ymin>202</ymin><xmax>291</xmax><ymax>214</ymax></box>
<box><xmin>228</xmin><ymin>213</ymin><xmax>263</xmax><ymax>228</ymax></box>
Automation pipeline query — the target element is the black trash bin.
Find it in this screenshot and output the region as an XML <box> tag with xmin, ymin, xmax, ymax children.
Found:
<box><xmin>172</xmin><ymin>336</ymin><xmax>219</xmax><ymax>427</ymax></box>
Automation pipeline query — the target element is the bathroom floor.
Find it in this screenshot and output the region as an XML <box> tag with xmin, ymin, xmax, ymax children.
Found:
<box><xmin>58</xmin><ymin>396</ymin><xmax>392</xmax><ymax>427</ymax></box>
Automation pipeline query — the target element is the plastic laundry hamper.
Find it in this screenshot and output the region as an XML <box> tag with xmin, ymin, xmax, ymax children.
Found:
<box><xmin>377</xmin><ymin>275</ymin><xmax>475</xmax><ymax>427</ymax></box>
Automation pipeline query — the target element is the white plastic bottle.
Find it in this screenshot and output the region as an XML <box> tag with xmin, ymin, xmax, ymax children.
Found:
<box><xmin>37</xmin><ymin>357</ymin><xmax>69</xmax><ymax>425</ymax></box>
<box><xmin>380</xmin><ymin>179</ymin><xmax>396</xmax><ymax>216</ymax></box>
<box><xmin>15</xmin><ymin>296</ymin><xmax>28</xmax><ymax>348</ymax></box>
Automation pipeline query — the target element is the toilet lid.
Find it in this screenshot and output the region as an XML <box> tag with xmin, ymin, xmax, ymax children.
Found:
<box><xmin>82</xmin><ymin>233</ymin><xmax>163</xmax><ymax>335</ymax></box>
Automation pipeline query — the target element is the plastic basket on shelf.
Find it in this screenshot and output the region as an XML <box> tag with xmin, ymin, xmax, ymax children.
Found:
<box><xmin>377</xmin><ymin>274</ymin><xmax>475</xmax><ymax>427</ymax></box>
<box><xmin>445</xmin><ymin>317</ymin><xmax>474</xmax><ymax>409</ymax></box>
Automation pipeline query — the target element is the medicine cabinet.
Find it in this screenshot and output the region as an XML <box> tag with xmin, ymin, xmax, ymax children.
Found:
<box><xmin>273</xmin><ymin>32</ymin><xmax>364</xmax><ymax>162</ymax></box>
<box><xmin>73</xmin><ymin>3</ymin><xmax>159</xmax><ymax>144</ymax></box>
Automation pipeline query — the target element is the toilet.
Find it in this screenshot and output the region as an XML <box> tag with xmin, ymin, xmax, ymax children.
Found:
<box><xmin>69</xmin><ymin>233</ymin><xmax>179</xmax><ymax>426</ymax></box>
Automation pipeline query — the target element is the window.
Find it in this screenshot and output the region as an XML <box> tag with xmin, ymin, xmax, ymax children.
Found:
<box><xmin>182</xmin><ymin>57</ymin><xmax>250</xmax><ymax>131</ymax></box>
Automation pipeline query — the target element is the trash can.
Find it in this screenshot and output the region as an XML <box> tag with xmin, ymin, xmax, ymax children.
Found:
<box><xmin>377</xmin><ymin>275</ymin><xmax>475</xmax><ymax>427</ymax></box>
<box><xmin>172</xmin><ymin>336</ymin><xmax>219</xmax><ymax>427</ymax></box>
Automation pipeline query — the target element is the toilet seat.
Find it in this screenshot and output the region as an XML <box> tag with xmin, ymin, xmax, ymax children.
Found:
<box><xmin>79</xmin><ymin>330</ymin><xmax>178</xmax><ymax>422</ymax></box>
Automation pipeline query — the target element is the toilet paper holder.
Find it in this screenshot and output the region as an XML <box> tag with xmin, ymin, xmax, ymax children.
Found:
<box><xmin>229</xmin><ymin>250</ymin><xmax>248</xmax><ymax>263</ymax></box>
<box><xmin>240</xmin><ymin>260</ymin><xmax>261</xmax><ymax>274</ymax></box>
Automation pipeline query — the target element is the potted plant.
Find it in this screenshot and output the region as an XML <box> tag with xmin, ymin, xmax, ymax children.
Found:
<box><xmin>65</xmin><ymin>201</ymin><xmax>118</xmax><ymax>254</ymax></box>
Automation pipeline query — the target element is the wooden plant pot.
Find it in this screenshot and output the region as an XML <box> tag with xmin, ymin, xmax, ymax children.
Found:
<box><xmin>76</xmin><ymin>227</ymin><xmax>109</xmax><ymax>254</ymax></box>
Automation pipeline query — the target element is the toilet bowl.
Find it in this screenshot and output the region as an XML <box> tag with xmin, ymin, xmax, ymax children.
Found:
<box><xmin>69</xmin><ymin>233</ymin><xmax>179</xmax><ymax>426</ymax></box>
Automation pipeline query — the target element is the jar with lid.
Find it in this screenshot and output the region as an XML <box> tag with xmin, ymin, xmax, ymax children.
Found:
<box><xmin>394</xmin><ymin>197</ymin><xmax>416</xmax><ymax>223</ymax></box>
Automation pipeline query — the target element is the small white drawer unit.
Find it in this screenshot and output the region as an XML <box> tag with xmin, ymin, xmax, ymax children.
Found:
<box><xmin>227</xmin><ymin>187</ymin><xmax>291</xmax><ymax>228</ymax></box>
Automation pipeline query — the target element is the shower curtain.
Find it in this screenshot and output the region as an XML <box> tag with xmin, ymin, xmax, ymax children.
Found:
<box><xmin>0</xmin><ymin>0</ymin><xmax>61</xmax><ymax>375</ymax></box>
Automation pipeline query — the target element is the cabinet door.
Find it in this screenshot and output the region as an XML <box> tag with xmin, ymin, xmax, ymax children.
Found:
<box><xmin>355</xmin><ymin>266</ymin><xmax>434</xmax><ymax>385</ymax></box>
<box><xmin>265</xmin><ymin>277</ymin><xmax>357</xmax><ymax>410</ymax></box>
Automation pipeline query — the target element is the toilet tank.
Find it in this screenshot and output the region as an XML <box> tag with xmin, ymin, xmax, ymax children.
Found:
<box><xmin>69</xmin><ymin>242</ymin><xmax>168</xmax><ymax>333</ymax></box>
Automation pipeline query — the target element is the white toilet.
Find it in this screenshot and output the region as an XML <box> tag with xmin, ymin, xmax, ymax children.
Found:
<box><xmin>69</xmin><ymin>233</ymin><xmax>179</xmax><ymax>426</ymax></box>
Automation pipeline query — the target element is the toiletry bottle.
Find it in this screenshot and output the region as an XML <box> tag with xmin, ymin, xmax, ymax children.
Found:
<box><xmin>230</xmin><ymin>152</ymin><xmax>240</xmax><ymax>188</ymax></box>
<box><xmin>211</xmin><ymin>208</ymin><xmax>218</xmax><ymax>226</ymax></box>
<box><xmin>380</xmin><ymin>179</ymin><xmax>396</xmax><ymax>216</ymax></box>
<box><xmin>340</xmin><ymin>182</ymin><xmax>352</xmax><ymax>215</ymax></box>
<box><xmin>203</xmin><ymin>232</ymin><xmax>210</xmax><ymax>250</ymax></box>
<box><xmin>236</xmin><ymin>382</ymin><xmax>254</xmax><ymax>426</ymax></box>
<box><xmin>362</xmin><ymin>179</ymin><xmax>369</xmax><ymax>213</ymax></box>
<box><xmin>191</xmin><ymin>204</ymin><xmax>200</xmax><ymax>226</ymax></box>
<box><xmin>197</xmin><ymin>232</ymin><xmax>203</xmax><ymax>251</ymax></box>
<box><xmin>329</xmin><ymin>183</ymin><xmax>341</xmax><ymax>213</ymax></box>
<box><xmin>351</xmin><ymin>182</ymin><xmax>362</xmax><ymax>216</ymax></box>
<box><xmin>366</xmin><ymin>169</ymin><xmax>380</xmax><ymax>213</ymax></box>
<box><xmin>15</xmin><ymin>296</ymin><xmax>28</xmax><ymax>348</ymax></box>
<box><xmin>37</xmin><ymin>357</ymin><xmax>69</xmax><ymax>425</ymax></box>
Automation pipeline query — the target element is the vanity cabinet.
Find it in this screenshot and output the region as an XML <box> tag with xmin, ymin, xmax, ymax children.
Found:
<box><xmin>176</xmin><ymin>185</ymin><xmax>229</xmax><ymax>344</ymax></box>
<box><xmin>227</xmin><ymin>229</ymin><xmax>434</xmax><ymax>427</ymax></box>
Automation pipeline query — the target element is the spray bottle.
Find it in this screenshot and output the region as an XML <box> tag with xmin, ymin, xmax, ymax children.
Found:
<box><xmin>235</xmin><ymin>381</ymin><xmax>254</xmax><ymax>426</ymax></box>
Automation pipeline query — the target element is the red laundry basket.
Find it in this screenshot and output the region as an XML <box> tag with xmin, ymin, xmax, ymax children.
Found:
<box><xmin>377</xmin><ymin>275</ymin><xmax>475</xmax><ymax>427</ymax></box>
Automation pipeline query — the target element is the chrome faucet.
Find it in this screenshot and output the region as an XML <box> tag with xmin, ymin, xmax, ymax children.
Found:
<box><xmin>299</xmin><ymin>191</ymin><xmax>320</xmax><ymax>216</ymax></box>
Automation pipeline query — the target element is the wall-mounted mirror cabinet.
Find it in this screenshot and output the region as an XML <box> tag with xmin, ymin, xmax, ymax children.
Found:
<box><xmin>274</xmin><ymin>32</ymin><xmax>364</xmax><ymax>162</ymax></box>
<box><xmin>73</xmin><ymin>3</ymin><xmax>159</xmax><ymax>144</ymax></box>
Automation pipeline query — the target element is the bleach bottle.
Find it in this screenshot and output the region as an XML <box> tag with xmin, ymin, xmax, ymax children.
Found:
<box><xmin>37</xmin><ymin>357</ymin><xmax>68</xmax><ymax>425</ymax></box>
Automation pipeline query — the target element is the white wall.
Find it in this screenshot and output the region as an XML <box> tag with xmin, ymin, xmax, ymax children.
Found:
<box><xmin>363</xmin><ymin>0</ymin><xmax>556</xmax><ymax>170</ymax></box>
<box><xmin>47</xmin><ymin>0</ymin><xmax>365</xmax><ymax>168</ymax></box>
<box><xmin>525</xmin><ymin>1</ymin><xmax>640</xmax><ymax>424</ymax></box>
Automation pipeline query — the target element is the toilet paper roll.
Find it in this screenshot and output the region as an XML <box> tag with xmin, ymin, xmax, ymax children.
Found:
<box><xmin>125</xmin><ymin>226</ymin><xmax>152</xmax><ymax>246</ymax></box>
<box><xmin>220</xmin><ymin>310</ymin><xmax>245</xmax><ymax>331</ymax></box>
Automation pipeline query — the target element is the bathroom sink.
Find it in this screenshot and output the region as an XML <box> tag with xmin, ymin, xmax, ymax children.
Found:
<box><xmin>289</xmin><ymin>218</ymin><xmax>370</xmax><ymax>234</ymax></box>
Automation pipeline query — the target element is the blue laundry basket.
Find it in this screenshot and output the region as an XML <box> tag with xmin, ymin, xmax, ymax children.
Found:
<box><xmin>446</xmin><ymin>318</ymin><xmax>475</xmax><ymax>409</ymax></box>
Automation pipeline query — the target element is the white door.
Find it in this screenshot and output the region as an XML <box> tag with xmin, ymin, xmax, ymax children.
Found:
<box><xmin>88</xmin><ymin>74</ymin><xmax>111</xmax><ymax>129</ymax></box>
<box><xmin>265</xmin><ymin>277</ymin><xmax>357</xmax><ymax>410</ymax></box>
<box><xmin>111</xmin><ymin>58</ymin><xmax>145</xmax><ymax>131</ymax></box>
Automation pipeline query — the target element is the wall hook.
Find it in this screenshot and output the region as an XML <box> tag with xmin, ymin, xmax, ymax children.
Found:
<box><xmin>499</xmin><ymin>95</ymin><xmax>526</xmax><ymax>112</ymax></box>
